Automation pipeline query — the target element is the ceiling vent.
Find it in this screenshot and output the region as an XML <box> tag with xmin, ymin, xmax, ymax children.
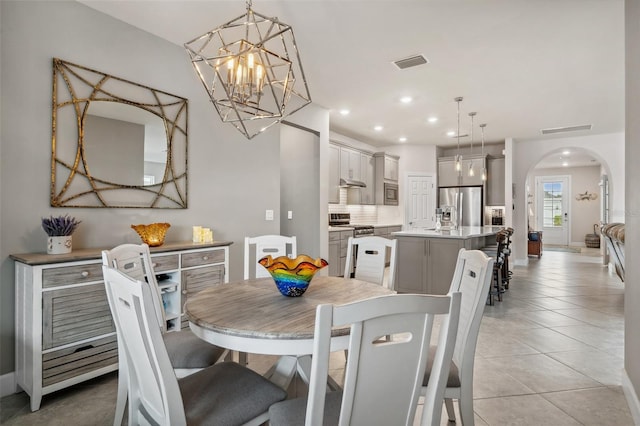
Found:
<box><xmin>392</xmin><ymin>54</ymin><xmax>429</xmax><ymax>70</ymax></box>
<box><xmin>541</xmin><ymin>124</ymin><xmax>592</xmax><ymax>135</ymax></box>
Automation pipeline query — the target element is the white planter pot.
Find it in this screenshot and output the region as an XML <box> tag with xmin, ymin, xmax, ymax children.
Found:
<box><xmin>47</xmin><ymin>236</ymin><xmax>72</xmax><ymax>254</ymax></box>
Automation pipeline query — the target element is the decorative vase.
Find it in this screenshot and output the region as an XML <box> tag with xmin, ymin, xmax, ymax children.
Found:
<box><xmin>131</xmin><ymin>223</ymin><xmax>171</xmax><ymax>247</ymax></box>
<box><xmin>259</xmin><ymin>254</ymin><xmax>328</xmax><ymax>297</ymax></box>
<box><xmin>47</xmin><ymin>236</ymin><xmax>72</xmax><ymax>255</ymax></box>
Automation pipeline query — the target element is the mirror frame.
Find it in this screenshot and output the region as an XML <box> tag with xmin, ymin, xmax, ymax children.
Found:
<box><xmin>51</xmin><ymin>58</ymin><xmax>188</xmax><ymax>208</ymax></box>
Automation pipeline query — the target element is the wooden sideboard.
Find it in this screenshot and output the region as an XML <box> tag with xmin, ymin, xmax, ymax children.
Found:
<box><xmin>11</xmin><ymin>240</ymin><xmax>231</xmax><ymax>411</ymax></box>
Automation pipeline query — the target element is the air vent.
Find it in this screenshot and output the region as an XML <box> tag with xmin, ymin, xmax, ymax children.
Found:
<box><xmin>541</xmin><ymin>124</ymin><xmax>592</xmax><ymax>135</ymax></box>
<box><xmin>392</xmin><ymin>54</ymin><xmax>429</xmax><ymax>70</ymax></box>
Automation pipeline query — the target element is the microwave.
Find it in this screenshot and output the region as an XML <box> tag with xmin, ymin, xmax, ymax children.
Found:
<box><xmin>383</xmin><ymin>182</ymin><xmax>399</xmax><ymax>205</ymax></box>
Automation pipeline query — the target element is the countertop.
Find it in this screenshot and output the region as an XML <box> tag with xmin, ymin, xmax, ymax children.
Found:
<box><xmin>329</xmin><ymin>223</ymin><xmax>402</xmax><ymax>232</ymax></box>
<box><xmin>392</xmin><ymin>226</ymin><xmax>504</xmax><ymax>239</ymax></box>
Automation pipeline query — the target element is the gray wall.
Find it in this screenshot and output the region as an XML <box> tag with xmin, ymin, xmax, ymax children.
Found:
<box><xmin>0</xmin><ymin>1</ymin><xmax>328</xmax><ymax>376</ymax></box>
<box><xmin>625</xmin><ymin>0</ymin><xmax>640</xmax><ymax>415</ymax></box>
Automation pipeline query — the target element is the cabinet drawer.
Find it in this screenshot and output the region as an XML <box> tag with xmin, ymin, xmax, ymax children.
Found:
<box><xmin>181</xmin><ymin>250</ymin><xmax>225</xmax><ymax>268</ymax></box>
<box><xmin>42</xmin><ymin>335</ymin><xmax>117</xmax><ymax>387</ymax></box>
<box><xmin>150</xmin><ymin>254</ymin><xmax>179</xmax><ymax>272</ymax></box>
<box><xmin>42</xmin><ymin>263</ymin><xmax>103</xmax><ymax>288</ymax></box>
<box><xmin>42</xmin><ymin>283</ymin><xmax>115</xmax><ymax>349</ymax></box>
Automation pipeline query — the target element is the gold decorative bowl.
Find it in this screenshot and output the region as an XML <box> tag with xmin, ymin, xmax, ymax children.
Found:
<box><xmin>131</xmin><ymin>222</ymin><xmax>171</xmax><ymax>247</ymax></box>
<box><xmin>259</xmin><ymin>254</ymin><xmax>328</xmax><ymax>297</ymax></box>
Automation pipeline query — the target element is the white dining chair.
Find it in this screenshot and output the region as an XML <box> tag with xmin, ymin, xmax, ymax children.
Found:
<box><xmin>102</xmin><ymin>265</ymin><xmax>287</xmax><ymax>426</ymax></box>
<box><xmin>421</xmin><ymin>249</ymin><xmax>494</xmax><ymax>426</ymax></box>
<box><xmin>344</xmin><ymin>236</ymin><xmax>397</xmax><ymax>290</ymax></box>
<box><xmin>269</xmin><ymin>292</ymin><xmax>462</xmax><ymax>426</ymax></box>
<box><xmin>102</xmin><ymin>244</ymin><xmax>227</xmax><ymax>426</ymax></box>
<box><xmin>244</xmin><ymin>235</ymin><xmax>297</xmax><ymax>279</ymax></box>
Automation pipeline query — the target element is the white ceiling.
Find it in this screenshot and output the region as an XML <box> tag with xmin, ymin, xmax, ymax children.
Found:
<box><xmin>78</xmin><ymin>0</ymin><xmax>624</xmax><ymax>151</ymax></box>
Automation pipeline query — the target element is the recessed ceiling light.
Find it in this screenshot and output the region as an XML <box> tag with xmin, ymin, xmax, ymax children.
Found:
<box><xmin>374</xmin><ymin>125</ymin><xmax>383</xmax><ymax>132</ymax></box>
<box><xmin>428</xmin><ymin>117</ymin><xmax>438</xmax><ymax>123</ymax></box>
<box><xmin>339</xmin><ymin>109</ymin><xmax>350</xmax><ymax>116</ymax></box>
<box><xmin>563</xmin><ymin>150</ymin><xmax>570</xmax><ymax>155</ymax></box>
<box><xmin>562</xmin><ymin>162</ymin><xmax>569</xmax><ymax>167</ymax></box>
<box><xmin>399</xmin><ymin>136</ymin><xmax>407</xmax><ymax>142</ymax></box>
<box><xmin>446</xmin><ymin>130</ymin><xmax>455</xmax><ymax>137</ymax></box>
<box><xmin>400</xmin><ymin>96</ymin><xmax>412</xmax><ymax>104</ymax></box>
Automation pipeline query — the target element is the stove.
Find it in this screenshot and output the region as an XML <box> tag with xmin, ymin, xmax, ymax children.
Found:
<box><xmin>329</xmin><ymin>213</ymin><xmax>374</xmax><ymax>237</ymax></box>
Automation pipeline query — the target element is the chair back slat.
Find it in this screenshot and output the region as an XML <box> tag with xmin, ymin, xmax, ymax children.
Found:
<box><xmin>305</xmin><ymin>292</ymin><xmax>461</xmax><ymax>426</ymax></box>
<box><xmin>344</xmin><ymin>236</ymin><xmax>397</xmax><ymax>289</ymax></box>
<box><xmin>244</xmin><ymin>235</ymin><xmax>297</xmax><ymax>279</ymax></box>
<box><xmin>102</xmin><ymin>266</ymin><xmax>186</xmax><ymax>426</ymax></box>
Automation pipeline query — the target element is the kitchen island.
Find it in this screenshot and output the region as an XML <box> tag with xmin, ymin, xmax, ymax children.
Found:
<box><xmin>391</xmin><ymin>226</ymin><xmax>503</xmax><ymax>294</ymax></box>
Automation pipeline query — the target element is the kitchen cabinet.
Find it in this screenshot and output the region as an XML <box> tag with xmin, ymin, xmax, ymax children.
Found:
<box><xmin>460</xmin><ymin>156</ymin><xmax>486</xmax><ymax>186</ymax></box>
<box><xmin>11</xmin><ymin>241</ymin><xmax>230</xmax><ymax>411</ymax></box>
<box><xmin>395</xmin><ymin>236</ymin><xmax>469</xmax><ymax>294</ymax></box>
<box><xmin>340</xmin><ymin>146</ymin><xmax>362</xmax><ymax>181</ymax></box>
<box><xmin>374</xmin><ymin>225</ymin><xmax>402</xmax><ymax>264</ymax></box>
<box><xmin>374</xmin><ymin>152</ymin><xmax>399</xmax><ymax>182</ymax></box>
<box><xmin>329</xmin><ymin>143</ymin><xmax>340</xmax><ymax>203</ymax></box>
<box><xmin>486</xmin><ymin>156</ymin><xmax>505</xmax><ymax>206</ymax></box>
<box><xmin>328</xmin><ymin>230</ymin><xmax>341</xmax><ymax>276</ymax></box>
<box><xmin>437</xmin><ymin>157</ymin><xmax>459</xmax><ymax>187</ymax></box>
<box><xmin>359</xmin><ymin>152</ymin><xmax>375</xmax><ymax>205</ymax></box>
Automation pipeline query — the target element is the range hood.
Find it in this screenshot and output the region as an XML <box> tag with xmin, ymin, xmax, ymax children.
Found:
<box><xmin>340</xmin><ymin>178</ymin><xmax>366</xmax><ymax>188</ymax></box>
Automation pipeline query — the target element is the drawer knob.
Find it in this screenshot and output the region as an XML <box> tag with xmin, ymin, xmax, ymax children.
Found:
<box><xmin>81</xmin><ymin>271</ymin><xmax>89</xmax><ymax>278</ymax></box>
<box><xmin>202</xmin><ymin>256</ymin><xmax>209</xmax><ymax>261</ymax></box>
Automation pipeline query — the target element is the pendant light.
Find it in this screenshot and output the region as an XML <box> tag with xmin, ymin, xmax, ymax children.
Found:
<box><xmin>454</xmin><ymin>97</ymin><xmax>463</xmax><ymax>172</ymax></box>
<box><xmin>480</xmin><ymin>123</ymin><xmax>487</xmax><ymax>181</ymax></box>
<box><xmin>468</xmin><ymin>112</ymin><xmax>476</xmax><ymax>177</ymax></box>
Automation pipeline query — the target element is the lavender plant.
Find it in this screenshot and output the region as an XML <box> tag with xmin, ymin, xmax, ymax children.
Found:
<box><xmin>41</xmin><ymin>214</ymin><xmax>81</xmax><ymax>236</ymax></box>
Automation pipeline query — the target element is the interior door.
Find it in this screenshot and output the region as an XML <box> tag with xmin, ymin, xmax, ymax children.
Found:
<box><xmin>536</xmin><ymin>175</ymin><xmax>570</xmax><ymax>245</ymax></box>
<box><xmin>405</xmin><ymin>174</ymin><xmax>435</xmax><ymax>229</ymax></box>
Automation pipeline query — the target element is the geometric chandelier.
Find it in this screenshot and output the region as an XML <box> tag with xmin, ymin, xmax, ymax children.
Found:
<box><xmin>184</xmin><ymin>0</ymin><xmax>312</xmax><ymax>139</ymax></box>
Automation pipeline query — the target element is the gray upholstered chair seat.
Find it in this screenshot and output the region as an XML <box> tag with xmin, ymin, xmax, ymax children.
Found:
<box><xmin>268</xmin><ymin>390</ymin><xmax>343</xmax><ymax>426</ymax></box>
<box><xmin>164</xmin><ymin>329</ymin><xmax>226</xmax><ymax>369</ymax></box>
<box><xmin>423</xmin><ymin>345</ymin><xmax>461</xmax><ymax>388</ymax></box>
<box><xmin>179</xmin><ymin>361</ymin><xmax>287</xmax><ymax>425</ymax></box>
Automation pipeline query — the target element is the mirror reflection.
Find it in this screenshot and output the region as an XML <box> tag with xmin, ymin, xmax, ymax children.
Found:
<box><xmin>51</xmin><ymin>58</ymin><xmax>188</xmax><ymax>208</ymax></box>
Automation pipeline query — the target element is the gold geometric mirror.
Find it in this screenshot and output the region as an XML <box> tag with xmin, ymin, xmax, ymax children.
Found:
<box><xmin>51</xmin><ymin>58</ymin><xmax>188</xmax><ymax>208</ymax></box>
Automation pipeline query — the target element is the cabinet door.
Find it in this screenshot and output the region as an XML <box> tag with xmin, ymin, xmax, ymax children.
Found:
<box><xmin>427</xmin><ymin>239</ymin><xmax>464</xmax><ymax>295</ymax></box>
<box><xmin>328</xmin><ymin>240</ymin><xmax>341</xmax><ymax>276</ymax></box>
<box><xmin>395</xmin><ymin>237</ymin><xmax>426</xmax><ymax>293</ymax></box>
<box><xmin>360</xmin><ymin>153</ymin><xmax>375</xmax><ymax>204</ymax></box>
<box><xmin>460</xmin><ymin>157</ymin><xmax>485</xmax><ymax>186</ymax></box>
<box><xmin>181</xmin><ymin>264</ymin><xmax>225</xmax><ymax>328</ymax></box>
<box><xmin>385</xmin><ymin>156</ymin><xmax>399</xmax><ymax>181</ymax></box>
<box><xmin>486</xmin><ymin>157</ymin><xmax>505</xmax><ymax>206</ymax></box>
<box><xmin>329</xmin><ymin>144</ymin><xmax>340</xmax><ymax>203</ymax></box>
<box><xmin>438</xmin><ymin>159</ymin><xmax>460</xmax><ymax>187</ymax></box>
<box><xmin>42</xmin><ymin>283</ymin><xmax>115</xmax><ymax>349</ymax></box>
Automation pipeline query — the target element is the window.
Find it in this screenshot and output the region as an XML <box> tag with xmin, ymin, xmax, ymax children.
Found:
<box><xmin>542</xmin><ymin>182</ymin><xmax>563</xmax><ymax>227</ymax></box>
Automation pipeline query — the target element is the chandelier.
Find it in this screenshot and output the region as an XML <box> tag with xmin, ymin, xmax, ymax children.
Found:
<box><xmin>184</xmin><ymin>0</ymin><xmax>311</xmax><ymax>139</ymax></box>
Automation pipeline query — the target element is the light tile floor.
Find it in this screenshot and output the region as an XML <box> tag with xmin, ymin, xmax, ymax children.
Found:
<box><xmin>0</xmin><ymin>248</ymin><xmax>634</xmax><ymax>425</ymax></box>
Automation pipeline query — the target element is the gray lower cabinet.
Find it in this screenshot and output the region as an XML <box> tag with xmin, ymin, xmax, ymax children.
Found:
<box><xmin>395</xmin><ymin>236</ymin><xmax>466</xmax><ymax>295</ymax></box>
<box><xmin>328</xmin><ymin>230</ymin><xmax>352</xmax><ymax>276</ymax></box>
<box><xmin>11</xmin><ymin>241</ymin><xmax>230</xmax><ymax>412</ymax></box>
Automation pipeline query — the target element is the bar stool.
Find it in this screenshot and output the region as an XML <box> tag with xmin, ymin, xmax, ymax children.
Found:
<box><xmin>482</xmin><ymin>230</ymin><xmax>508</xmax><ymax>305</ymax></box>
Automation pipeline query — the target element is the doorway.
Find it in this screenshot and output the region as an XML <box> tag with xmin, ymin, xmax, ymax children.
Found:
<box><xmin>536</xmin><ymin>175</ymin><xmax>571</xmax><ymax>245</ymax></box>
<box><xmin>405</xmin><ymin>173</ymin><xmax>435</xmax><ymax>229</ymax></box>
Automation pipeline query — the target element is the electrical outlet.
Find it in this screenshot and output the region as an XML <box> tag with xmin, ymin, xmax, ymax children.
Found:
<box><xmin>265</xmin><ymin>209</ymin><xmax>274</xmax><ymax>221</ymax></box>
<box><xmin>287</xmin><ymin>211</ymin><xmax>293</xmax><ymax>219</ymax></box>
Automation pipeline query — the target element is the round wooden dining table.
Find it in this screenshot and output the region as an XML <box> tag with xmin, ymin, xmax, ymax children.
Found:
<box><xmin>184</xmin><ymin>275</ymin><xmax>394</xmax><ymax>389</ymax></box>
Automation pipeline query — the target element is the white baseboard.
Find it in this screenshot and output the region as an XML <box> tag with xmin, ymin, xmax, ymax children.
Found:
<box><xmin>0</xmin><ymin>371</ymin><xmax>16</xmax><ymax>398</ymax></box>
<box><xmin>622</xmin><ymin>369</ymin><xmax>640</xmax><ymax>425</ymax></box>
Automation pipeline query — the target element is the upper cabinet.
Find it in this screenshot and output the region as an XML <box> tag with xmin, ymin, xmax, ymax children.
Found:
<box><xmin>360</xmin><ymin>152</ymin><xmax>375</xmax><ymax>205</ymax></box>
<box><xmin>486</xmin><ymin>156</ymin><xmax>505</xmax><ymax>206</ymax></box>
<box><xmin>340</xmin><ymin>146</ymin><xmax>362</xmax><ymax>181</ymax></box>
<box><xmin>329</xmin><ymin>144</ymin><xmax>341</xmax><ymax>203</ymax></box>
<box><xmin>437</xmin><ymin>155</ymin><xmax>485</xmax><ymax>187</ymax></box>
<box><xmin>375</xmin><ymin>152</ymin><xmax>399</xmax><ymax>182</ymax></box>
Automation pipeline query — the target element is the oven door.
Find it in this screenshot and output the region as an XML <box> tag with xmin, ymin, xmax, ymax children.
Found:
<box><xmin>384</xmin><ymin>183</ymin><xmax>399</xmax><ymax>206</ymax></box>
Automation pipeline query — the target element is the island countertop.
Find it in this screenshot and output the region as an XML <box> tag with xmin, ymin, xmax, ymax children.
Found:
<box><xmin>392</xmin><ymin>226</ymin><xmax>504</xmax><ymax>239</ymax></box>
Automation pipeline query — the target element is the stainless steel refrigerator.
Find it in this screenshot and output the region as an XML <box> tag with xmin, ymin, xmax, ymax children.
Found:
<box><xmin>439</xmin><ymin>186</ymin><xmax>483</xmax><ymax>227</ymax></box>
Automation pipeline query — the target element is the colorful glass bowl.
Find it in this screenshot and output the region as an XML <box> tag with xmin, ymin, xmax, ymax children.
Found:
<box><xmin>259</xmin><ymin>254</ymin><xmax>328</xmax><ymax>297</ymax></box>
<box><xmin>131</xmin><ymin>222</ymin><xmax>171</xmax><ymax>247</ymax></box>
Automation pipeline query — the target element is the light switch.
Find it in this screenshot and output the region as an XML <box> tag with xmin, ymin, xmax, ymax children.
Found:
<box><xmin>287</xmin><ymin>211</ymin><xmax>293</xmax><ymax>219</ymax></box>
<box><xmin>265</xmin><ymin>209</ymin><xmax>274</xmax><ymax>221</ymax></box>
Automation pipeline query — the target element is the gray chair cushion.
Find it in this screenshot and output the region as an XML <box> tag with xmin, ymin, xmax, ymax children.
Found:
<box><xmin>179</xmin><ymin>361</ymin><xmax>287</xmax><ymax>425</ymax></box>
<box><xmin>269</xmin><ymin>390</ymin><xmax>343</xmax><ymax>426</ymax></box>
<box><xmin>163</xmin><ymin>329</ymin><xmax>226</xmax><ymax>369</ymax></box>
<box><xmin>422</xmin><ymin>345</ymin><xmax>461</xmax><ymax>388</ymax></box>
